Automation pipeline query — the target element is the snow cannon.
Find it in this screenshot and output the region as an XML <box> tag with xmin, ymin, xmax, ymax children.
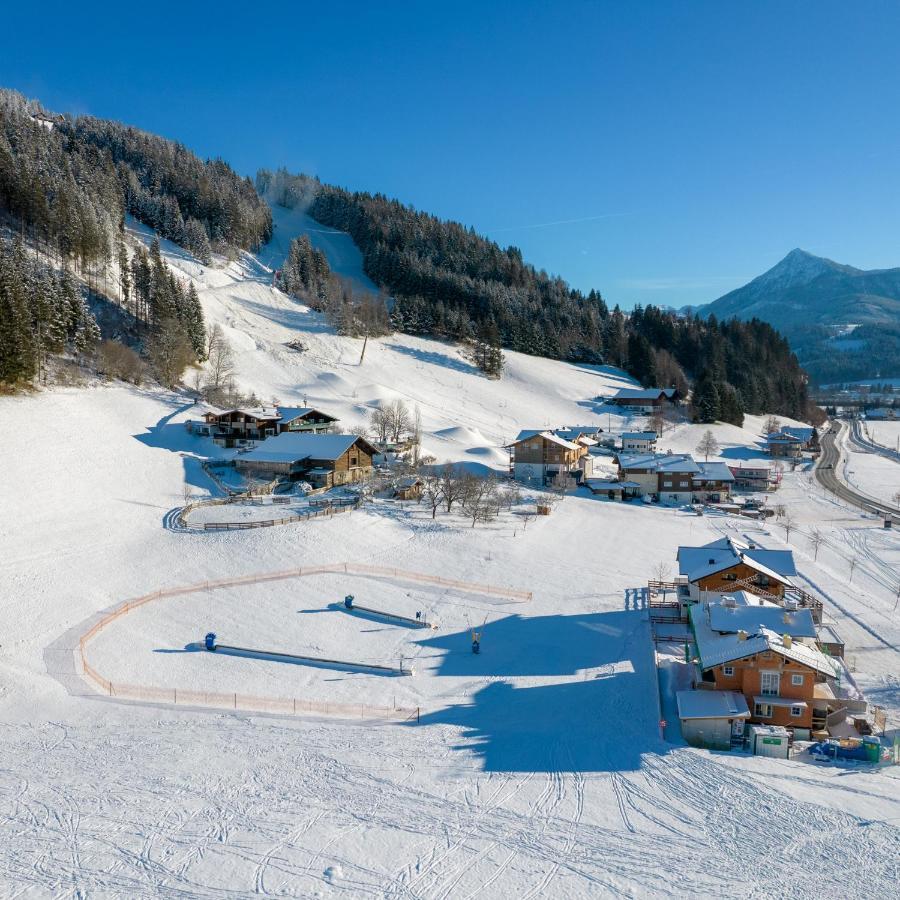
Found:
<box><xmin>344</xmin><ymin>595</ymin><xmax>354</xmax><ymax>609</ymax></box>
<box><xmin>204</xmin><ymin>632</ymin><xmax>217</xmax><ymax>652</ymax></box>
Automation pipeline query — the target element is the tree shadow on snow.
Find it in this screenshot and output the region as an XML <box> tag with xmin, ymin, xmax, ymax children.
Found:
<box><xmin>383</xmin><ymin>342</ymin><xmax>478</xmax><ymax>376</ymax></box>
<box><xmin>413</xmin><ymin>609</ymin><xmax>667</xmax><ymax>773</ymax></box>
<box><xmin>132</xmin><ymin>401</ymin><xmax>223</xmax><ymax>495</ymax></box>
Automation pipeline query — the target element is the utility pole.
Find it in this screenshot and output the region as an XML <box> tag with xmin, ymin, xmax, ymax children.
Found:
<box><xmin>359</xmin><ymin>331</ymin><xmax>368</xmax><ymax>366</ymax></box>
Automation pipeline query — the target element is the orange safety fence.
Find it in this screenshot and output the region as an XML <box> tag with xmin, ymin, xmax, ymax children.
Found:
<box><xmin>76</xmin><ymin>561</ymin><xmax>530</xmax><ymax>721</ymax></box>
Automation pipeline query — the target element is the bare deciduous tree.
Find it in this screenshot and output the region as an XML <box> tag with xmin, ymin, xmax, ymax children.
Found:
<box><xmin>422</xmin><ymin>474</ymin><xmax>444</xmax><ymax>519</ymax></box>
<box><xmin>440</xmin><ymin>464</ymin><xmax>465</xmax><ymax>513</ymax></box>
<box><xmin>411</xmin><ymin>404</ymin><xmax>422</xmax><ymax>466</ymax></box>
<box><xmin>461</xmin><ymin>473</ymin><xmax>500</xmax><ymax>528</ymax></box>
<box><xmin>809</xmin><ymin>527</ymin><xmax>824</xmax><ymax>561</ymax></box>
<box><xmin>649</xmin><ymin>410</ymin><xmax>666</xmax><ymax>436</ymax></box>
<box><xmin>780</xmin><ymin>508</ymin><xmax>796</xmax><ymax>543</ymax></box>
<box><xmin>369</xmin><ymin>406</ymin><xmax>391</xmax><ymax>443</ymax></box>
<box><xmin>384</xmin><ymin>399</ymin><xmax>412</xmax><ymax>443</ymax></box>
<box><xmin>696</xmin><ymin>429</ymin><xmax>720</xmax><ymax>462</ymax></box>
<box><xmin>203</xmin><ymin>324</ymin><xmax>235</xmax><ymax>403</ymax></box>
<box><xmin>764</xmin><ymin>415</ymin><xmax>782</xmax><ymax>435</ymax></box>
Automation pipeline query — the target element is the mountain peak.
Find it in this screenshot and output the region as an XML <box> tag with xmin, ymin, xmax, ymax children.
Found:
<box><xmin>755</xmin><ymin>248</ymin><xmax>839</xmax><ymax>290</ymax></box>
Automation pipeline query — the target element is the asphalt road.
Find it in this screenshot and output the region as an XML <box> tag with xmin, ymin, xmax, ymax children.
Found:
<box><xmin>815</xmin><ymin>422</ymin><xmax>899</xmax><ymax>518</ymax></box>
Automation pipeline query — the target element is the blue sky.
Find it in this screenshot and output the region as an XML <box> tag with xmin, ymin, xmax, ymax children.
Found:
<box><xmin>4</xmin><ymin>1</ymin><xmax>900</xmax><ymax>308</ymax></box>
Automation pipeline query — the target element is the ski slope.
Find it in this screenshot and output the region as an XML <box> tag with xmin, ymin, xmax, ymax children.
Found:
<box><xmin>1</xmin><ymin>209</ymin><xmax>899</xmax><ymax>897</ymax></box>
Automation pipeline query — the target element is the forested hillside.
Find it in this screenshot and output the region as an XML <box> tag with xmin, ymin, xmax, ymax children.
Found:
<box><xmin>258</xmin><ymin>169</ymin><xmax>816</xmax><ymax>423</ymax></box>
<box><xmin>0</xmin><ymin>88</ymin><xmax>268</xmax><ymax>388</ymax></box>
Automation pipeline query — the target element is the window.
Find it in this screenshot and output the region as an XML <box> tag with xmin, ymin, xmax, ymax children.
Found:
<box><xmin>754</xmin><ymin>703</ymin><xmax>773</xmax><ymax>718</ymax></box>
<box><xmin>760</xmin><ymin>671</ymin><xmax>780</xmax><ymax>696</ymax></box>
<box><xmin>790</xmin><ymin>705</ymin><xmax>804</xmax><ymax>717</ymax></box>
<box><xmin>723</xmin><ymin>666</ymin><xmax>734</xmax><ymax>676</ymax></box>
<box><xmin>722</xmin><ymin>573</ymin><xmax>737</xmax><ymax>581</ymax></box>
<box><xmin>679</xmin><ymin>480</ymin><xmax>689</xmax><ymax>488</ymax></box>
<box><xmin>791</xmin><ymin>674</ymin><xmax>804</xmax><ymax>686</ymax></box>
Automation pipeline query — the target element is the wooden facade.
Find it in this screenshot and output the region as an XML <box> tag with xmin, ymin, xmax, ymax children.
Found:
<box><xmin>693</xmin><ymin>561</ymin><xmax>787</xmax><ymax>598</ymax></box>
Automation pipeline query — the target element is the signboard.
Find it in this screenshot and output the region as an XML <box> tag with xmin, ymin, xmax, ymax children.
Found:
<box><xmin>762</xmin><ymin>737</ymin><xmax>782</xmax><ymax>745</ymax></box>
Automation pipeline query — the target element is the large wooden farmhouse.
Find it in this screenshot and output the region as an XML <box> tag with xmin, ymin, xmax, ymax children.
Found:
<box><xmin>235</xmin><ymin>433</ymin><xmax>376</xmax><ymax>487</ymax></box>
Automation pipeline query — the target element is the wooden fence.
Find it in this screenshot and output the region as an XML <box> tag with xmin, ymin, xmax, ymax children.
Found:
<box><xmin>202</xmin><ymin>497</ymin><xmax>360</xmax><ymax>531</ymax></box>
<box><xmin>76</xmin><ymin>561</ymin><xmax>531</xmax><ymax>721</ymax></box>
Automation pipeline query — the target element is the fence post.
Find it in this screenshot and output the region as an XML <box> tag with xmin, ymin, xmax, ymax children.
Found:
<box><xmin>174</xmin><ymin>688</ymin><xmax>177</xmax><ymax>704</ymax></box>
<box><xmin>417</xmin><ymin>707</ymin><xmax>420</xmax><ymax>724</ymax></box>
<box><xmin>234</xmin><ymin>692</ymin><xmax>237</xmax><ymax>710</ymax></box>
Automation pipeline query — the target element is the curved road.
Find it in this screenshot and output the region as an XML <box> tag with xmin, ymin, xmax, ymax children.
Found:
<box><xmin>850</xmin><ymin>419</ymin><xmax>900</xmax><ymax>463</ymax></box>
<box><xmin>815</xmin><ymin>422</ymin><xmax>899</xmax><ymax>517</ymax></box>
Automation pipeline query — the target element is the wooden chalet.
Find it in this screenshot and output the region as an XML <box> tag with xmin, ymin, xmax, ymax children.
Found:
<box><xmin>677</xmin><ymin>536</ymin><xmax>797</xmax><ymax>601</ymax></box>
<box><xmin>508</xmin><ymin>430</ymin><xmax>591</xmax><ymax>485</ymax></box>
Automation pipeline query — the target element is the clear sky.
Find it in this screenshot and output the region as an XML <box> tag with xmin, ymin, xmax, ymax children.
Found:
<box><xmin>4</xmin><ymin>0</ymin><xmax>900</xmax><ymax>309</ymax></box>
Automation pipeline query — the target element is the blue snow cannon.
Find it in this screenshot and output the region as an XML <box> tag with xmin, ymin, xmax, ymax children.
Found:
<box><xmin>344</xmin><ymin>595</ymin><xmax>354</xmax><ymax>609</ymax></box>
<box><xmin>204</xmin><ymin>632</ymin><xmax>217</xmax><ymax>652</ymax></box>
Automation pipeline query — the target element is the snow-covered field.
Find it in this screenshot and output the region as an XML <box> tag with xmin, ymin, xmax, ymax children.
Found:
<box><xmin>838</xmin><ymin>424</ymin><xmax>900</xmax><ymax>506</ymax></box>
<box><xmin>2</xmin><ymin>209</ymin><xmax>900</xmax><ymax>897</ymax></box>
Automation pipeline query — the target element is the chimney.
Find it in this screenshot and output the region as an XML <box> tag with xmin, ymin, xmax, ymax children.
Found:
<box><xmin>783</xmin><ymin>634</ymin><xmax>793</xmax><ymax>649</ymax></box>
<box><xmin>782</xmin><ymin>612</ymin><xmax>792</xmax><ymax>625</ymax></box>
<box><xmin>737</xmin><ymin>630</ymin><xmax>747</xmax><ymax>641</ymax></box>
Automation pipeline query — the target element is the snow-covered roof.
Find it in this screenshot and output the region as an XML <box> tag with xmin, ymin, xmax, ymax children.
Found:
<box><xmin>689</xmin><ymin>603</ymin><xmax>838</xmax><ymax>676</ymax></box>
<box><xmin>677</xmin><ymin>537</ymin><xmax>796</xmax><ymax>583</ymax></box>
<box><xmin>676</xmin><ymin>690</ymin><xmax>750</xmax><ymax>720</ymax></box>
<box><xmin>240</xmin><ymin>433</ymin><xmax>366</xmax><ymax>463</ymax></box>
<box><xmin>707</xmin><ymin>596</ymin><xmax>817</xmax><ymax>638</ymax></box>
<box><xmin>276</xmin><ymin>406</ymin><xmax>336</xmax><ymax>422</ymax></box>
<box><xmin>694</xmin><ymin>462</ymin><xmax>735</xmax><ymax>483</ymax></box>
<box><xmin>609</xmin><ymin>388</ymin><xmax>670</xmax><ymax>401</ymax></box>
<box><xmin>205</xmin><ymin>406</ymin><xmax>280</xmax><ymax>420</ymax></box>
<box><xmin>621</xmin><ymin>431</ymin><xmax>657</xmax><ymax>441</ymax></box>
<box><xmin>555</xmin><ymin>429</ymin><xmax>598</xmax><ymax>445</ymax></box>
<box><xmin>512</xmin><ymin>430</ymin><xmax>581</xmax><ymax>451</ymax></box>
<box><xmin>618</xmin><ymin>452</ymin><xmax>700</xmax><ymax>474</ymax></box>
<box><xmin>765</xmin><ymin>426</ymin><xmax>814</xmax><ymax>445</ymax></box>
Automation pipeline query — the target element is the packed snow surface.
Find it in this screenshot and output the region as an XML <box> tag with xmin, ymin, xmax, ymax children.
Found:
<box><xmin>1</xmin><ymin>209</ymin><xmax>899</xmax><ymax>897</ymax></box>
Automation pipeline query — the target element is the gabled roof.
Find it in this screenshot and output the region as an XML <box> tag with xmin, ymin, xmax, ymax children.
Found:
<box><xmin>277</xmin><ymin>406</ymin><xmax>338</xmax><ymax>423</ymax></box>
<box><xmin>609</xmin><ymin>388</ymin><xmax>670</xmax><ymax>401</ymax></box>
<box><xmin>621</xmin><ymin>431</ymin><xmax>657</xmax><ymax>441</ymax></box>
<box><xmin>511</xmin><ymin>430</ymin><xmax>581</xmax><ymax>451</ymax></box>
<box><xmin>765</xmin><ymin>426</ymin><xmax>814</xmax><ymax>445</ymax></box>
<box><xmin>689</xmin><ymin>602</ymin><xmax>838</xmax><ymax>677</ymax></box>
<box><xmin>694</xmin><ymin>462</ymin><xmax>735</xmax><ymax>483</ymax></box>
<box><xmin>205</xmin><ymin>406</ymin><xmax>280</xmax><ymax>420</ymax></box>
<box><xmin>676</xmin><ymin>537</ymin><xmax>796</xmax><ymax>584</ymax></box>
<box><xmin>706</xmin><ymin>594</ymin><xmax>816</xmax><ymax>638</ymax></box>
<box><xmin>618</xmin><ymin>452</ymin><xmax>700</xmax><ymax>474</ymax></box>
<box><xmin>240</xmin><ymin>433</ymin><xmax>375</xmax><ymax>463</ymax></box>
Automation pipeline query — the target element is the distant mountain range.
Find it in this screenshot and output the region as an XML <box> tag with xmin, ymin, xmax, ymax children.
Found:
<box><xmin>686</xmin><ymin>249</ymin><xmax>900</xmax><ymax>385</ymax></box>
